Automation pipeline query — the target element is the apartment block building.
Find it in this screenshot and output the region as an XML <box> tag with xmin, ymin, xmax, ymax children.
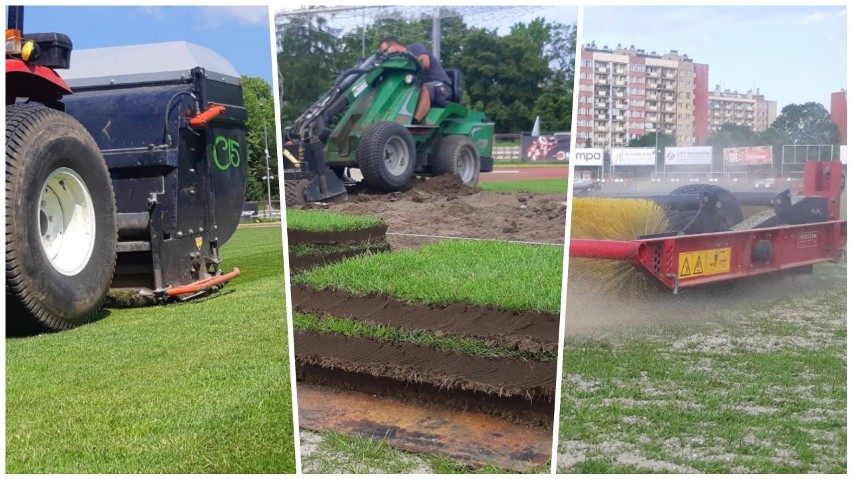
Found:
<box><xmin>576</xmin><ymin>43</ymin><xmax>707</xmax><ymax>148</ymax></box>
<box><xmin>707</xmin><ymin>86</ymin><xmax>777</xmax><ymax>136</ymax></box>
<box><xmin>576</xmin><ymin>43</ymin><xmax>775</xmax><ymax>149</ymax></box>
<box><xmin>831</xmin><ymin>89</ymin><xmax>846</xmax><ymax>144</ymax></box>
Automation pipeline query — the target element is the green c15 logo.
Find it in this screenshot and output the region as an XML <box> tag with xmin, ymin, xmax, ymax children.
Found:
<box><xmin>213</xmin><ymin>136</ymin><xmax>241</xmax><ymax>170</ymax></box>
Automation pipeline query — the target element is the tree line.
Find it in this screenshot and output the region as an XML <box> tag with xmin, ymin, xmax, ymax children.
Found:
<box><xmin>626</xmin><ymin>101</ymin><xmax>842</xmax><ymax>161</ymax></box>
<box><xmin>276</xmin><ymin>9</ymin><xmax>576</xmax><ymax>134</ymax></box>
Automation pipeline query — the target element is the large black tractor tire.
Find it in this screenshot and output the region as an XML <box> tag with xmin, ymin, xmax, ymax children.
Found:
<box><xmin>6</xmin><ymin>104</ymin><xmax>117</xmax><ymax>334</ymax></box>
<box><xmin>433</xmin><ymin>135</ymin><xmax>481</xmax><ymax>186</ymax></box>
<box><xmin>668</xmin><ymin>183</ymin><xmax>743</xmax><ymax>234</ymax></box>
<box><xmin>357</xmin><ymin>121</ymin><xmax>416</xmax><ymax>191</ymax></box>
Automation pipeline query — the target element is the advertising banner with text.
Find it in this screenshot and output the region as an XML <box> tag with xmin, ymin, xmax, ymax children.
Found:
<box><xmin>522</xmin><ymin>133</ymin><xmax>571</xmax><ymax>161</ymax></box>
<box><xmin>611</xmin><ymin>148</ymin><xmax>656</xmax><ymax>166</ymax></box>
<box><xmin>664</xmin><ymin>146</ymin><xmax>713</xmax><ymax>165</ymax></box>
<box><xmin>723</xmin><ymin>146</ymin><xmax>773</xmax><ymax>166</ymax></box>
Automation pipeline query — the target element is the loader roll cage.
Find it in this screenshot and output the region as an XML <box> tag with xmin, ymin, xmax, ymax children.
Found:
<box><xmin>284</xmin><ymin>51</ymin><xmax>424</xmax><ymax>143</ymax></box>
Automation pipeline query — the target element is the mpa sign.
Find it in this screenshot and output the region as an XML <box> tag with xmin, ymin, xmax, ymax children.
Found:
<box><xmin>572</xmin><ymin>148</ymin><xmax>604</xmax><ymax>166</ymax></box>
<box><xmin>664</xmin><ymin>146</ymin><xmax>713</xmax><ymax>165</ymax></box>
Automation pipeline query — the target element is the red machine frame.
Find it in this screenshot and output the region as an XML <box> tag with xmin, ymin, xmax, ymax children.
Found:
<box><xmin>569</xmin><ymin>161</ymin><xmax>847</xmax><ymax>293</ymax></box>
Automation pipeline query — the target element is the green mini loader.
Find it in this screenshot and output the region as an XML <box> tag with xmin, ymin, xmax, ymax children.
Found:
<box><xmin>282</xmin><ymin>50</ymin><xmax>494</xmax><ymax>203</ymax></box>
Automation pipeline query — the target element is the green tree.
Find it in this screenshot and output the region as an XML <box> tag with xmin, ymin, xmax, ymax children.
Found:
<box><xmin>706</xmin><ymin>123</ymin><xmax>756</xmax><ymax>162</ymax></box>
<box><xmin>242</xmin><ymin>75</ymin><xmax>278</xmax><ymax>203</ymax></box>
<box><xmin>771</xmin><ymin>102</ymin><xmax>841</xmax><ymax>145</ymax></box>
<box><xmin>338</xmin><ymin>10</ymin><xmax>469</xmax><ymax>67</ymax></box>
<box><xmin>277</xmin><ymin>11</ymin><xmax>343</xmax><ymax>125</ymax></box>
<box><xmin>628</xmin><ymin>131</ymin><xmax>676</xmax><ymax>148</ymax></box>
<box><xmin>451</xmin><ymin>20</ymin><xmax>556</xmax><ymax>132</ymax></box>
<box><xmin>754</xmin><ymin>127</ymin><xmax>791</xmax><ymax>163</ymax></box>
<box><xmin>706</xmin><ymin>123</ymin><xmax>756</xmax><ymax>147</ymax></box>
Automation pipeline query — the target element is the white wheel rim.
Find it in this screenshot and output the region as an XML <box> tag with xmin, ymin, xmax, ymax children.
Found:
<box><xmin>383</xmin><ymin>135</ymin><xmax>410</xmax><ymax>176</ymax></box>
<box><xmin>458</xmin><ymin>147</ymin><xmax>477</xmax><ymax>184</ymax></box>
<box><xmin>38</xmin><ymin>167</ymin><xmax>96</xmax><ymax>276</ymax></box>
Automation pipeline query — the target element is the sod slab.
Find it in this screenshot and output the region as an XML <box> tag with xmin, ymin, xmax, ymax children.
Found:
<box><xmin>292</xmin><ymin>284</ymin><xmax>558</xmax><ymax>354</ymax></box>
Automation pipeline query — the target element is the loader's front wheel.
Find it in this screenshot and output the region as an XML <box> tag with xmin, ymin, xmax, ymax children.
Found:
<box><xmin>6</xmin><ymin>104</ymin><xmax>117</xmax><ymax>334</ymax></box>
<box><xmin>434</xmin><ymin>135</ymin><xmax>481</xmax><ymax>186</ymax></box>
<box><xmin>284</xmin><ymin>179</ymin><xmax>308</xmax><ymax>207</ymax></box>
<box><xmin>357</xmin><ymin>122</ymin><xmax>415</xmax><ymax>191</ymax></box>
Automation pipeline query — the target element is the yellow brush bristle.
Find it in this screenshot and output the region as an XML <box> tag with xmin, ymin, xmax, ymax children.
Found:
<box><xmin>569</xmin><ymin>198</ymin><xmax>671</xmax><ymax>295</ymax></box>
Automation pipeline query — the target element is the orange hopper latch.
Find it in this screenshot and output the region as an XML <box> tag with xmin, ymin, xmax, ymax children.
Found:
<box><xmin>190</xmin><ymin>104</ymin><xmax>226</xmax><ymax>127</ymax></box>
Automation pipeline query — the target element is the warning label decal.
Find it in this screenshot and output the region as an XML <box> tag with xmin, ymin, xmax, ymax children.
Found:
<box><xmin>678</xmin><ymin>247</ymin><xmax>731</xmax><ymax>279</ymax></box>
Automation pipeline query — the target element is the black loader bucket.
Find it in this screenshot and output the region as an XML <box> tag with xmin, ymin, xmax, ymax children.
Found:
<box><xmin>62</xmin><ymin>41</ymin><xmax>247</xmax><ymax>301</ymax></box>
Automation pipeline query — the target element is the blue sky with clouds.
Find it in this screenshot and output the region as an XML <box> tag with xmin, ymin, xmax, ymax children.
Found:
<box><xmin>582</xmin><ymin>6</ymin><xmax>846</xmax><ymax>110</ymax></box>
<box><xmin>21</xmin><ymin>6</ymin><xmax>274</xmax><ymax>83</ymax></box>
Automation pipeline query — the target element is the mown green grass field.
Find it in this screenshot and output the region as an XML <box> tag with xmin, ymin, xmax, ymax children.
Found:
<box><xmin>480</xmin><ymin>178</ymin><xmax>569</xmax><ymax>193</ymax></box>
<box><xmin>559</xmin><ymin>262</ymin><xmax>847</xmax><ymax>473</ymax></box>
<box><xmin>286</xmin><ymin>209</ymin><xmax>385</xmax><ymax>231</ymax></box>
<box><xmin>6</xmin><ymin>226</ymin><xmax>295</xmax><ymax>473</ymax></box>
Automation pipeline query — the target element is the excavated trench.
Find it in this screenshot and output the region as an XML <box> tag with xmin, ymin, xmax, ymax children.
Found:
<box><xmin>295</xmin><ymin>332</ymin><xmax>555</xmax><ymax>426</ymax></box>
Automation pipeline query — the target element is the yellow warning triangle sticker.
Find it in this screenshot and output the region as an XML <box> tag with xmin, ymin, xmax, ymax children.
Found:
<box><xmin>680</xmin><ymin>258</ymin><xmax>691</xmax><ymax>276</ymax></box>
<box><xmin>693</xmin><ymin>256</ymin><xmax>703</xmax><ymax>274</ymax></box>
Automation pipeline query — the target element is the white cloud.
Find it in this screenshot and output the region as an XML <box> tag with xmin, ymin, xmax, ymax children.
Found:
<box><xmin>137</xmin><ymin>6</ymin><xmax>166</xmax><ymax>20</ymax></box>
<box><xmin>801</xmin><ymin>8</ymin><xmax>846</xmax><ymax>24</ymax></box>
<box><xmin>195</xmin><ymin>6</ymin><xmax>269</xmax><ymax>30</ymax></box>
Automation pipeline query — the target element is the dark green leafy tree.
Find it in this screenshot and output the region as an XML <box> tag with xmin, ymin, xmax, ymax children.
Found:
<box><xmin>277</xmin><ymin>10</ymin><xmax>575</xmax><ymax>134</ymax></box>
<box><xmin>771</xmin><ymin>102</ymin><xmax>841</xmax><ymax>146</ymax></box>
<box><xmin>705</xmin><ymin>123</ymin><xmax>756</xmax><ymax>162</ymax></box>
<box><xmin>706</xmin><ymin>123</ymin><xmax>756</xmax><ymax>147</ymax></box>
<box><xmin>242</xmin><ymin>75</ymin><xmax>278</xmax><ymax>203</ymax></box>
<box><xmin>754</xmin><ymin>127</ymin><xmax>791</xmax><ymax>162</ymax></box>
<box><xmin>628</xmin><ymin>131</ymin><xmax>676</xmax><ymax>148</ymax></box>
<box><xmin>451</xmin><ymin>20</ymin><xmax>553</xmax><ymax>132</ymax></box>
<box><xmin>277</xmin><ymin>11</ymin><xmax>344</xmax><ymax>125</ymax></box>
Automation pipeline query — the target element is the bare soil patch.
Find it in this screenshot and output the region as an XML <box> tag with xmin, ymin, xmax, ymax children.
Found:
<box><xmin>287</xmin><ymin>225</ymin><xmax>388</xmax><ymax>245</ymax></box>
<box><xmin>305</xmin><ymin>175</ymin><xmax>567</xmax><ymax>250</ymax></box>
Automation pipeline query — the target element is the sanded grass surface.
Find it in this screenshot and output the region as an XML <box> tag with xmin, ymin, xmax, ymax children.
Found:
<box><xmin>286</xmin><ymin>209</ymin><xmax>384</xmax><ymax>232</ymax></box>
<box><xmin>480</xmin><ymin>178</ymin><xmax>568</xmax><ymax>193</ymax></box>
<box><xmin>293</xmin><ymin>311</ymin><xmax>555</xmax><ymax>362</ymax></box>
<box><xmin>6</xmin><ymin>228</ymin><xmax>294</xmax><ymax>473</ymax></box>
<box><xmin>295</xmin><ymin>240</ymin><xmax>563</xmax><ymax>313</ymax></box>
<box><xmin>559</xmin><ymin>262</ymin><xmax>847</xmax><ymax>473</ymax></box>
<box><xmin>301</xmin><ymin>430</ymin><xmax>549</xmax><ymax>474</ymax></box>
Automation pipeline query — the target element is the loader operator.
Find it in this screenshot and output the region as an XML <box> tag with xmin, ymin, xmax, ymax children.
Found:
<box><xmin>379</xmin><ymin>36</ymin><xmax>452</xmax><ymax>125</ymax></box>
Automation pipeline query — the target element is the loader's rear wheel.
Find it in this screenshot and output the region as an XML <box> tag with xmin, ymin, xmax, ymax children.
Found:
<box><xmin>434</xmin><ymin>135</ymin><xmax>481</xmax><ymax>186</ymax></box>
<box><xmin>284</xmin><ymin>179</ymin><xmax>308</xmax><ymax>207</ymax></box>
<box><xmin>6</xmin><ymin>104</ymin><xmax>117</xmax><ymax>334</ymax></box>
<box><xmin>357</xmin><ymin>122</ymin><xmax>415</xmax><ymax>191</ymax></box>
<box><xmin>669</xmin><ymin>184</ymin><xmax>743</xmax><ymax>233</ymax></box>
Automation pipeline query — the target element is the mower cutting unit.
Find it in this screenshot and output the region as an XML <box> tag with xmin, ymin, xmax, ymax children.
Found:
<box><xmin>570</xmin><ymin>161</ymin><xmax>847</xmax><ymax>293</ymax></box>
<box><xmin>6</xmin><ymin>6</ymin><xmax>247</xmax><ymax>332</ymax></box>
<box><xmin>282</xmin><ymin>51</ymin><xmax>494</xmax><ymax>203</ymax></box>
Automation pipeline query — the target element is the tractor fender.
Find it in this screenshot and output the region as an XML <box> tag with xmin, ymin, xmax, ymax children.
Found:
<box><xmin>6</xmin><ymin>58</ymin><xmax>71</xmax><ymax>104</ymax></box>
